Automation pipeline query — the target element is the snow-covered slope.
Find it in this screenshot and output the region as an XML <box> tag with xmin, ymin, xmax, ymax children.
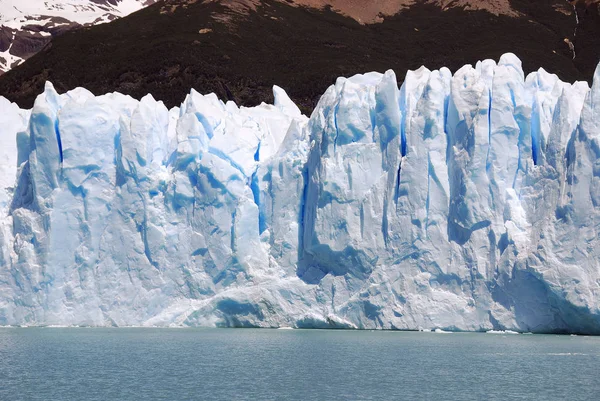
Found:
<box><xmin>1</xmin><ymin>54</ymin><xmax>600</xmax><ymax>333</ymax></box>
<box><xmin>0</xmin><ymin>0</ymin><xmax>155</xmax><ymax>73</ymax></box>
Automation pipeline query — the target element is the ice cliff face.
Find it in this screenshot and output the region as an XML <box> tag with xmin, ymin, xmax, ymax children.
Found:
<box><xmin>1</xmin><ymin>54</ymin><xmax>600</xmax><ymax>333</ymax></box>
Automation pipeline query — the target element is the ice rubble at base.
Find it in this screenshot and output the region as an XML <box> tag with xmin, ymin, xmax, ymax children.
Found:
<box><xmin>1</xmin><ymin>53</ymin><xmax>600</xmax><ymax>333</ymax></box>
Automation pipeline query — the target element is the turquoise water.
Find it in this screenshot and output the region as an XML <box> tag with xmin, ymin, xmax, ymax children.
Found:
<box><xmin>0</xmin><ymin>328</ymin><xmax>599</xmax><ymax>400</ymax></box>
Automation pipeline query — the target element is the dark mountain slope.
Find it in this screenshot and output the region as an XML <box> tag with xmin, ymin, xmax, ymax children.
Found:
<box><xmin>0</xmin><ymin>0</ymin><xmax>598</xmax><ymax>113</ymax></box>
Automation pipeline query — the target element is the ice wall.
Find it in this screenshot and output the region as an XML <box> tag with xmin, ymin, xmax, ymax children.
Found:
<box><xmin>1</xmin><ymin>54</ymin><xmax>599</xmax><ymax>333</ymax></box>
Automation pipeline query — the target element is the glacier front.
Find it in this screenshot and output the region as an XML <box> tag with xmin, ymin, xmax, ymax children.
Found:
<box><xmin>1</xmin><ymin>54</ymin><xmax>600</xmax><ymax>333</ymax></box>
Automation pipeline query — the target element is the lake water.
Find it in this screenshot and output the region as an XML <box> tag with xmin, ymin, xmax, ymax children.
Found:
<box><xmin>0</xmin><ymin>328</ymin><xmax>599</xmax><ymax>400</ymax></box>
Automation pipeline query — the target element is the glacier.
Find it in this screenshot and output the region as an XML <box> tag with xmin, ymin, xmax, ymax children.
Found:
<box><xmin>1</xmin><ymin>53</ymin><xmax>600</xmax><ymax>333</ymax></box>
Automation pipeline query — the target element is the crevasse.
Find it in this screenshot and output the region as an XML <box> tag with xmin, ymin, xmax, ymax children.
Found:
<box><xmin>1</xmin><ymin>53</ymin><xmax>600</xmax><ymax>333</ymax></box>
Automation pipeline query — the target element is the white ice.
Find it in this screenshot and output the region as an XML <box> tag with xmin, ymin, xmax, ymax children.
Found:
<box><xmin>0</xmin><ymin>54</ymin><xmax>599</xmax><ymax>334</ymax></box>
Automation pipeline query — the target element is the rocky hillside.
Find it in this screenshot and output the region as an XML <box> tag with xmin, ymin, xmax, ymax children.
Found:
<box><xmin>0</xmin><ymin>0</ymin><xmax>598</xmax><ymax>112</ymax></box>
<box><xmin>0</xmin><ymin>0</ymin><xmax>157</xmax><ymax>74</ymax></box>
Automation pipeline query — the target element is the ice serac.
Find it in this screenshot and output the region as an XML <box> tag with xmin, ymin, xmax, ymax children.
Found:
<box><xmin>1</xmin><ymin>54</ymin><xmax>600</xmax><ymax>333</ymax></box>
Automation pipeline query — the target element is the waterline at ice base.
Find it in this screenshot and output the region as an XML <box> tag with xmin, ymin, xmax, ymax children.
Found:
<box><xmin>1</xmin><ymin>53</ymin><xmax>600</xmax><ymax>334</ymax></box>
